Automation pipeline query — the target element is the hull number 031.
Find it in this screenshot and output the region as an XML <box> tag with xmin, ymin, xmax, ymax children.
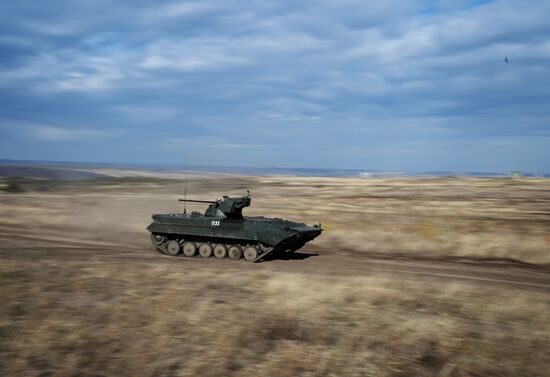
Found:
<box><xmin>211</xmin><ymin>220</ymin><xmax>220</xmax><ymax>226</ymax></box>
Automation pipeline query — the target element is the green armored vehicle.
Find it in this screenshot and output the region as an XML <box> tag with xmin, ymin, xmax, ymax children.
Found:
<box><xmin>147</xmin><ymin>193</ymin><xmax>322</xmax><ymax>262</ymax></box>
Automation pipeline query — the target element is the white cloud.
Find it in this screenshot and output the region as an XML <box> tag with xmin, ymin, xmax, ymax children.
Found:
<box><xmin>0</xmin><ymin>51</ymin><xmax>133</xmax><ymax>92</ymax></box>
<box><xmin>109</xmin><ymin>105</ymin><xmax>180</xmax><ymax>121</ymax></box>
<box><xmin>139</xmin><ymin>37</ymin><xmax>251</xmax><ymax>71</ymax></box>
<box><xmin>148</xmin><ymin>136</ymin><xmax>266</xmax><ymax>150</ymax></box>
<box><xmin>53</xmin><ymin>59</ymin><xmax>124</xmax><ymax>91</ymax></box>
<box><xmin>150</xmin><ymin>1</ymin><xmax>220</xmax><ymax>20</ymax></box>
<box><xmin>0</xmin><ymin>122</ymin><xmax>124</xmax><ymax>141</ymax></box>
<box><xmin>30</xmin><ymin>125</ymin><xmax>119</xmax><ymax>141</ymax></box>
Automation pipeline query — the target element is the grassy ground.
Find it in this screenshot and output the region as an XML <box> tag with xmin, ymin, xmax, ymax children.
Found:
<box><xmin>2</xmin><ymin>175</ymin><xmax>550</xmax><ymax>265</ymax></box>
<box><xmin>1</xmin><ymin>174</ymin><xmax>550</xmax><ymax>376</ymax></box>
<box><xmin>1</xmin><ymin>259</ymin><xmax>549</xmax><ymax>377</ymax></box>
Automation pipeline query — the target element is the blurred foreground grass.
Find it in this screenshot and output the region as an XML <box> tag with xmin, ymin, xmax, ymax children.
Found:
<box><xmin>1</xmin><ymin>259</ymin><xmax>549</xmax><ymax>377</ymax></box>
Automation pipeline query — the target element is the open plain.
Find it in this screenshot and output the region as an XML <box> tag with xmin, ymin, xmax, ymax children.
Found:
<box><xmin>1</xmin><ymin>171</ymin><xmax>550</xmax><ymax>376</ymax></box>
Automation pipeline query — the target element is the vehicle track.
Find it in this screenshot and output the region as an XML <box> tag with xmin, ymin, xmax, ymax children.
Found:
<box><xmin>2</xmin><ymin>231</ymin><xmax>550</xmax><ymax>293</ymax></box>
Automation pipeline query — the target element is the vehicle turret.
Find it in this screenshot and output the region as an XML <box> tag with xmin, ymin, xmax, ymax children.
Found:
<box><xmin>179</xmin><ymin>193</ymin><xmax>251</xmax><ymax>219</ymax></box>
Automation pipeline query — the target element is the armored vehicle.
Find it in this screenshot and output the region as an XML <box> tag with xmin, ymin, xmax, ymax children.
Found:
<box><xmin>147</xmin><ymin>193</ymin><xmax>322</xmax><ymax>262</ymax></box>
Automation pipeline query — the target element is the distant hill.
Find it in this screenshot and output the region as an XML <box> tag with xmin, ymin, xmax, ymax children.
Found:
<box><xmin>0</xmin><ymin>160</ymin><xmax>548</xmax><ymax>178</ymax></box>
<box><xmin>0</xmin><ymin>165</ymin><xmax>107</xmax><ymax>180</ymax></box>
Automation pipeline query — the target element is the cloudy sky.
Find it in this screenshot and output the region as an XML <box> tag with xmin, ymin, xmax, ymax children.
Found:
<box><xmin>1</xmin><ymin>0</ymin><xmax>549</xmax><ymax>172</ymax></box>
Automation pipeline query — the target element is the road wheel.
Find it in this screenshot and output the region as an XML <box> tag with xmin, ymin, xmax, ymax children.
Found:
<box><xmin>151</xmin><ymin>234</ymin><xmax>165</xmax><ymax>251</ymax></box>
<box><xmin>213</xmin><ymin>244</ymin><xmax>227</xmax><ymax>259</ymax></box>
<box><xmin>228</xmin><ymin>245</ymin><xmax>242</xmax><ymax>260</ymax></box>
<box><xmin>182</xmin><ymin>241</ymin><xmax>196</xmax><ymax>257</ymax></box>
<box><xmin>243</xmin><ymin>245</ymin><xmax>258</xmax><ymax>262</ymax></box>
<box><xmin>165</xmin><ymin>240</ymin><xmax>180</xmax><ymax>256</ymax></box>
<box><xmin>151</xmin><ymin>233</ymin><xmax>165</xmax><ymax>245</ymax></box>
<box><xmin>199</xmin><ymin>243</ymin><xmax>213</xmax><ymax>258</ymax></box>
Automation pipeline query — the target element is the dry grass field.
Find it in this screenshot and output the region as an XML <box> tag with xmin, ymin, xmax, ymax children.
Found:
<box><xmin>2</xmin><ymin>173</ymin><xmax>550</xmax><ymax>264</ymax></box>
<box><xmin>1</xmin><ymin>172</ymin><xmax>550</xmax><ymax>376</ymax></box>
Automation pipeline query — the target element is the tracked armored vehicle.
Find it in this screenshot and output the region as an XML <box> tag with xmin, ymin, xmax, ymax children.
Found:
<box><xmin>147</xmin><ymin>193</ymin><xmax>322</xmax><ymax>262</ymax></box>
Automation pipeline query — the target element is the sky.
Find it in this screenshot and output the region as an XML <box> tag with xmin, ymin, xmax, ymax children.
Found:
<box><xmin>0</xmin><ymin>0</ymin><xmax>549</xmax><ymax>173</ymax></box>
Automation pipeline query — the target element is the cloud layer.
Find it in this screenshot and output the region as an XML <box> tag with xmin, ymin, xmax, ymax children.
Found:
<box><xmin>1</xmin><ymin>0</ymin><xmax>549</xmax><ymax>172</ymax></box>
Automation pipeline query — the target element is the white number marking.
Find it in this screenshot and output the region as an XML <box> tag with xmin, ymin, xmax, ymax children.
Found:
<box><xmin>211</xmin><ymin>220</ymin><xmax>220</xmax><ymax>226</ymax></box>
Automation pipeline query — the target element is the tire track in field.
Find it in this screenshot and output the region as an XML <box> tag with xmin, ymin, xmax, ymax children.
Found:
<box><xmin>1</xmin><ymin>231</ymin><xmax>550</xmax><ymax>292</ymax></box>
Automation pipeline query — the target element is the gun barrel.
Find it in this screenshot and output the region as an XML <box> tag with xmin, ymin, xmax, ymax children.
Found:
<box><xmin>178</xmin><ymin>199</ymin><xmax>215</xmax><ymax>204</ymax></box>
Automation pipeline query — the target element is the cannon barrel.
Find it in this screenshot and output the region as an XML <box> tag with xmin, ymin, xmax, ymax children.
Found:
<box><xmin>178</xmin><ymin>199</ymin><xmax>215</xmax><ymax>204</ymax></box>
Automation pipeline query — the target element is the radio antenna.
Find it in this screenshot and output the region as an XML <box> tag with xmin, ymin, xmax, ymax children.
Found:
<box><xmin>183</xmin><ymin>149</ymin><xmax>188</xmax><ymax>214</ymax></box>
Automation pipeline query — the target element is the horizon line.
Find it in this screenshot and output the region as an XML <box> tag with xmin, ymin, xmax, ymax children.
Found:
<box><xmin>0</xmin><ymin>158</ymin><xmax>548</xmax><ymax>177</ymax></box>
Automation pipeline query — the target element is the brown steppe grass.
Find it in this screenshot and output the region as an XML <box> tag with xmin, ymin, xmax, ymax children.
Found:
<box><xmin>1</xmin><ymin>174</ymin><xmax>550</xmax><ymax>376</ymax></box>
<box><xmin>1</xmin><ymin>259</ymin><xmax>550</xmax><ymax>377</ymax></box>
<box><xmin>2</xmin><ymin>174</ymin><xmax>550</xmax><ymax>264</ymax></box>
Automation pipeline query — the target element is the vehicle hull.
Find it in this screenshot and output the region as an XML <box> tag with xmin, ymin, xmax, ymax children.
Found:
<box><xmin>147</xmin><ymin>214</ymin><xmax>322</xmax><ymax>261</ymax></box>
